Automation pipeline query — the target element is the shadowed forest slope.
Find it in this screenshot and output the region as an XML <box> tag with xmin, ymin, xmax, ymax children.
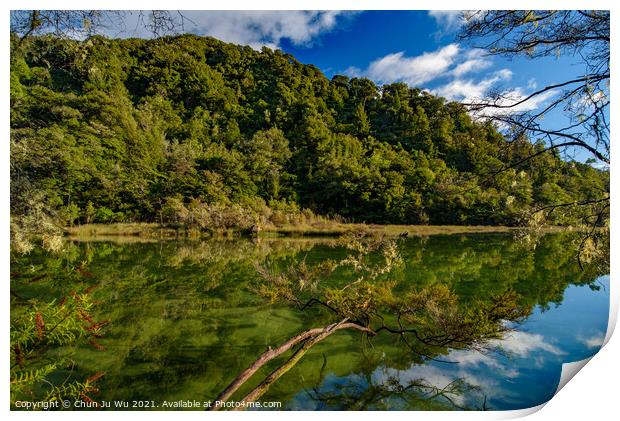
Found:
<box><xmin>10</xmin><ymin>34</ymin><xmax>609</xmax><ymax>230</ymax></box>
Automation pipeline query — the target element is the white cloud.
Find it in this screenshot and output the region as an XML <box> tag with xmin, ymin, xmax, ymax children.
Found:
<box><xmin>494</xmin><ymin>69</ymin><xmax>513</xmax><ymax>80</ymax></box>
<box><xmin>495</xmin><ymin>88</ymin><xmax>557</xmax><ymax>112</ymax></box>
<box><xmin>428</xmin><ymin>10</ymin><xmax>465</xmax><ymax>32</ymax></box>
<box><xmin>464</xmin><ymin>49</ymin><xmax>485</xmax><ymax>59</ymax></box>
<box><xmin>490</xmin><ymin>331</ymin><xmax>566</xmax><ymax>357</ymax></box>
<box><xmin>433</xmin><ymin>69</ymin><xmax>512</xmax><ymax>101</ymax></box>
<box><xmin>470</xmin><ymin>88</ymin><xmax>557</xmax><ymax>125</ymax></box>
<box><xmin>342</xmin><ymin>66</ymin><xmax>362</xmax><ymax>78</ymax></box>
<box><xmin>580</xmin><ymin>332</ymin><xmax>605</xmax><ymax>349</ymax></box>
<box><xmin>432</xmin><ymin>68</ymin><xmax>558</xmax><ymax>120</ymax></box>
<box><xmin>452</xmin><ymin>58</ymin><xmax>492</xmax><ymax>77</ymax></box>
<box><xmin>366</xmin><ymin>44</ymin><xmax>460</xmax><ymax>86</ymax></box>
<box><xmin>465</xmin><ymin>87</ymin><xmax>557</xmax><ymax>123</ymax></box>
<box><xmin>434</xmin><ymin>79</ymin><xmax>494</xmax><ymax>100</ymax></box>
<box><xmin>347</xmin><ymin>44</ymin><xmax>497</xmax><ymax>88</ymax></box>
<box><xmin>347</xmin><ymin>40</ymin><xmax>554</xmax><ymax>120</ymax></box>
<box><xmin>115</xmin><ymin>11</ymin><xmax>348</xmax><ymax>49</ymax></box>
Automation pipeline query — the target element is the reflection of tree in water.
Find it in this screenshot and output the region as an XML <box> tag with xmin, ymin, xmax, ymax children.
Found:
<box><xmin>209</xmin><ymin>232</ymin><xmax>608</xmax><ymax>410</ymax></box>
<box><xmin>304</xmin><ymin>365</ymin><xmax>485</xmax><ymax>411</ymax></box>
<box><xmin>10</xmin><ymin>232</ymin><xmax>609</xmax><ymax>409</ymax></box>
<box><xmin>290</xmin><ymin>342</ymin><xmax>488</xmax><ymax>410</ymax></box>
<box><xmin>210</xmin><ymin>233</ymin><xmax>535</xmax><ymax>410</ymax></box>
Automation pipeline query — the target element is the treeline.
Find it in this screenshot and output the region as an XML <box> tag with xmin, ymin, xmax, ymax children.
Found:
<box><xmin>10</xmin><ymin>34</ymin><xmax>609</xmax><ymax>230</ymax></box>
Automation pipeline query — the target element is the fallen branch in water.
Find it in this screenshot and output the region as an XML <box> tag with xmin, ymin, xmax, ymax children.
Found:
<box><xmin>209</xmin><ymin>318</ymin><xmax>375</xmax><ymax>410</ymax></box>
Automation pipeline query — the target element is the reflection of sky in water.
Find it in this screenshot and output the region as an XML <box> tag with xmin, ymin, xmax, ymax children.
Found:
<box><xmin>291</xmin><ymin>275</ymin><xmax>609</xmax><ymax>410</ymax></box>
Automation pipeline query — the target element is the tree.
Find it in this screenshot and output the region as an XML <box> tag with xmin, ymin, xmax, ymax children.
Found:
<box><xmin>10</xmin><ymin>10</ymin><xmax>190</xmax><ymax>44</ymax></box>
<box><xmin>457</xmin><ymin>10</ymin><xmax>609</xmax><ymax>244</ymax></box>
<box><xmin>10</xmin><ymin>30</ymin><xmax>609</xmax><ymax>233</ymax></box>
<box><xmin>458</xmin><ymin>11</ymin><xmax>609</xmax><ymax>165</ymax></box>
<box><xmin>210</xmin><ymin>234</ymin><xmax>531</xmax><ymax>410</ymax></box>
<box><xmin>237</xmin><ymin>128</ymin><xmax>292</xmax><ymax>200</ymax></box>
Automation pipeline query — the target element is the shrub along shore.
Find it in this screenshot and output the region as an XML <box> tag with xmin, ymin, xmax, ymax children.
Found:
<box><xmin>64</xmin><ymin>221</ymin><xmax>576</xmax><ymax>241</ymax></box>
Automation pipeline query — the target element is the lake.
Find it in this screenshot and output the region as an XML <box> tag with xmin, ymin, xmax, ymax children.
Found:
<box><xmin>10</xmin><ymin>232</ymin><xmax>609</xmax><ymax>410</ymax></box>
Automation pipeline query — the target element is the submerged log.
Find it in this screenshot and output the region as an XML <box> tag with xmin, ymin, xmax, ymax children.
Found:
<box><xmin>209</xmin><ymin>319</ymin><xmax>374</xmax><ymax>410</ymax></box>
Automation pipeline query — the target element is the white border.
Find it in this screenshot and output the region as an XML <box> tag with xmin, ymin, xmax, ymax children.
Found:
<box><xmin>2</xmin><ymin>1</ymin><xmax>617</xmax><ymax>420</ymax></box>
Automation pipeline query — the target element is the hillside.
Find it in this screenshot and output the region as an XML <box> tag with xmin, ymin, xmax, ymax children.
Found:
<box><xmin>10</xmin><ymin>34</ymin><xmax>609</xmax><ymax>231</ymax></box>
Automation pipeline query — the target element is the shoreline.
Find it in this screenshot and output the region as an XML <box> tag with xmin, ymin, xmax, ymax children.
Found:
<box><xmin>63</xmin><ymin>222</ymin><xmax>577</xmax><ymax>242</ymax></box>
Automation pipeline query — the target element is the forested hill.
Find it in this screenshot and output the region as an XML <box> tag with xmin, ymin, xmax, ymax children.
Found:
<box><xmin>10</xmin><ymin>34</ymin><xmax>609</xmax><ymax>229</ymax></box>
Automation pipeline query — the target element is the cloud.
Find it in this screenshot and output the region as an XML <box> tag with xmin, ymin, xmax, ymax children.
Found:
<box><xmin>579</xmin><ymin>332</ymin><xmax>605</xmax><ymax>349</ymax></box>
<box><xmin>452</xmin><ymin>58</ymin><xmax>492</xmax><ymax>77</ymax></box>
<box><xmin>343</xmin><ymin>66</ymin><xmax>362</xmax><ymax>78</ymax></box>
<box><xmin>433</xmin><ymin>69</ymin><xmax>513</xmax><ymax>101</ymax></box>
<box><xmin>365</xmin><ymin>44</ymin><xmax>460</xmax><ymax>86</ymax></box>
<box><xmin>346</xmin><ymin>44</ymin><xmax>494</xmax><ymax>88</ymax></box>
<box><xmin>490</xmin><ymin>331</ymin><xmax>566</xmax><ymax>357</ymax></box>
<box><xmin>491</xmin><ymin>88</ymin><xmax>557</xmax><ymax>113</ymax></box>
<box><xmin>463</xmin><ymin>87</ymin><xmax>558</xmax><ymax>122</ymax></box>
<box><xmin>433</xmin><ymin>79</ymin><xmax>493</xmax><ymax>100</ymax></box>
<box><xmin>115</xmin><ymin>11</ymin><xmax>349</xmax><ymax>49</ymax></box>
<box><xmin>432</xmin><ymin>68</ymin><xmax>557</xmax><ymax>120</ymax></box>
<box><xmin>346</xmin><ymin>41</ymin><xmax>555</xmax><ymax>120</ymax></box>
<box><xmin>428</xmin><ymin>10</ymin><xmax>465</xmax><ymax>32</ymax></box>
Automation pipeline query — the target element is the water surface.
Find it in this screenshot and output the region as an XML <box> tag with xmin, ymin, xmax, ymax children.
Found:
<box><xmin>11</xmin><ymin>232</ymin><xmax>609</xmax><ymax>410</ymax></box>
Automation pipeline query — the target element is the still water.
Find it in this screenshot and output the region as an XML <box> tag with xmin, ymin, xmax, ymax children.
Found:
<box><xmin>11</xmin><ymin>232</ymin><xmax>609</xmax><ymax>410</ymax></box>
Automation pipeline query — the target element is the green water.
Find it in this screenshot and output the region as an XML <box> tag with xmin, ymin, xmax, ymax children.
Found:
<box><xmin>10</xmin><ymin>232</ymin><xmax>610</xmax><ymax>410</ymax></box>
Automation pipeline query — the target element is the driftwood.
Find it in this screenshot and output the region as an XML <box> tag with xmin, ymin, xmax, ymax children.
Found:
<box><xmin>210</xmin><ymin>318</ymin><xmax>374</xmax><ymax>410</ymax></box>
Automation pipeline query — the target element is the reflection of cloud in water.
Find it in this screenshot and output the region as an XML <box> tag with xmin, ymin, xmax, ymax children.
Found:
<box><xmin>427</xmin><ymin>330</ymin><xmax>564</xmax><ymax>376</ymax></box>
<box><xmin>449</xmin><ymin>349</ymin><xmax>519</xmax><ymax>377</ymax></box>
<box><xmin>489</xmin><ymin>331</ymin><xmax>566</xmax><ymax>357</ymax></box>
<box><xmin>370</xmin><ymin>329</ymin><xmax>567</xmax><ymax>408</ymax></box>
<box><xmin>374</xmin><ymin>364</ymin><xmax>453</xmax><ymax>390</ymax></box>
<box><xmin>372</xmin><ymin>364</ymin><xmax>474</xmax><ymax>407</ymax></box>
<box><xmin>579</xmin><ymin>331</ymin><xmax>605</xmax><ymax>349</ymax></box>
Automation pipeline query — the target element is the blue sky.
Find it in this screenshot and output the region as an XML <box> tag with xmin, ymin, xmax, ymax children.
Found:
<box><xmin>279</xmin><ymin>11</ymin><xmax>592</xmax><ymax>126</ymax></box>
<box><xmin>106</xmin><ymin>11</ymin><xmax>606</xmax><ymax>164</ymax></box>
<box><xmin>113</xmin><ymin>11</ymin><xmax>590</xmax><ymax>99</ymax></box>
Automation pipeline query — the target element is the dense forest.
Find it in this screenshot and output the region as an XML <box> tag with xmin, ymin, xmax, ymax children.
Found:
<box><xmin>10</xmin><ymin>33</ymin><xmax>609</xmax><ymax>234</ymax></box>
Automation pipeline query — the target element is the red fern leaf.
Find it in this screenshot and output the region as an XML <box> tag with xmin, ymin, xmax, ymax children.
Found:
<box><xmin>35</xmin><ymin>312</ymin><xmax>45</xmax><ymax>340</ymax></box>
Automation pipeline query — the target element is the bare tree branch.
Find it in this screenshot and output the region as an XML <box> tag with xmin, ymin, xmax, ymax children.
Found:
<box><xmin>210</xmin><ymin>319</ymin><xmax>375</xmax><ymax>410</ymax></box>
<box><xmin>458</xmin><ymin>10</ymin><xmax>610</xmax><ymax>167</ymax></box>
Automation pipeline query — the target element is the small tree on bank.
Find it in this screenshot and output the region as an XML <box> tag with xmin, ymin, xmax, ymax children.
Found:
<box><xmin>210</xmin><ymin>233</ymin><xmax>531</xmax><ymax>410</ymax></box>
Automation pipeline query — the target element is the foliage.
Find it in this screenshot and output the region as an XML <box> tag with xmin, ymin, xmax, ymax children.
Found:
<box><xmin>10</xmin><ymin>33</ymin><xmax>609</xmax><ymax>236</ymax></box>
<box><xmin>10</xmin><ymin>232</ymin><xmax>608</xmax><ymax>409</ymax></box>
<box><xmin>213</xmin><ymin>235</ymin><xmax>537</xmax><ymax>409</ymax></box>
<box><xmin>458</xmin><ymin>11</ymin><xmax>609</xmax><ymax>177</ymax></box>
<box><xmin>10</xmin><ymin>285</ymin><xmax>109</xmax><ymax>407</ymax></box>
<box><xmin>10</xmin><ymin>192</ymin><xmax>64</xmax><ymax>255</ymax></box>
<box><xmin>254</xmin><ymin>234</ymin><xmax>530</xmax><ymax>345</ymax></box>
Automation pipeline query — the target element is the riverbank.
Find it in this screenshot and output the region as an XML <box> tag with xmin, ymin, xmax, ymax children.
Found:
<box><xmin>63</xmin><ymin>222</ymin><xmax>575</xmax><ymax>241</ymax></box>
